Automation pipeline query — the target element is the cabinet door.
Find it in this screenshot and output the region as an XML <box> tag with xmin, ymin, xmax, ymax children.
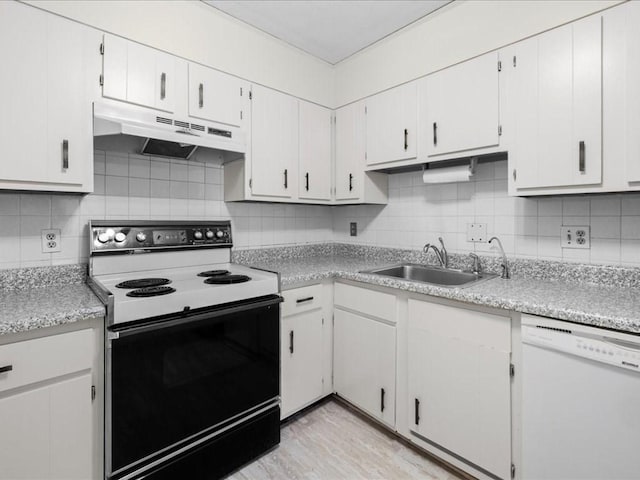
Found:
<box><xmin>0</xmin><ymin>373</ymin><xmax>93</xmax><ymax>480</ymax></box>
<box><xmin>366</xmin><ymin>82</ymin><xmax>417</xmax><ymax>166</ymax></box>
<box><xmin>407</xmin><ymin>299</ymin><xmax>511</xmax><ymax>480</ymax></box>
<box><xmin>0</xmin><ymin>1</ymin><xmax>96</xmax><ymax>192</ymax></box>
<box><xmin>102</xmin><ymin>34</ymin><xmax>175</xmax><ymax>113</ymax></box>
<box><xmin>512</xmin><ymin>16</ymin><xmax>602</xmax><ymax>190</ymax></box>
<box><xmin>250</xmin><ymin>85</ymin><xmax>298</xmax><ymax>198</ymax></box>
<box><xmin>425</xmin><ymin>52</ymin><xmax>500</xmax><ymax>158</ymax></box>
<box><xmin>281</xmin><ymin>310</ymin><xmax>324</xmax><ymax>418</ymax></box>
<box><xmin>299</xmin><ymin>101</ymin><xmax>332</xmax><ymax>201</ymax></box>
<box><xmin>334</xmin><ymin>309</ymin><xmax>395</xmax><ymax>427</ymax></box>
<box><xmin>188</xmin><ymin>63</ymin><xmax>244</xmax><ymax>128</ymax></box>
<box><xmin>335</xmin><ymin>101</ymin><xmax>366</xmax><ymax>201</ymax></box>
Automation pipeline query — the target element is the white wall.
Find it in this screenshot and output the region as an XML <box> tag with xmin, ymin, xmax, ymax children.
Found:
<box><xmin>24</xmin><ymin>0</ymin><xmax>335</xmax><ymax>107</ymax></box>
<box><xmin>334</xmin><ymin>0</ymin><xmax>622</xmax><ymax>106</ymax></box>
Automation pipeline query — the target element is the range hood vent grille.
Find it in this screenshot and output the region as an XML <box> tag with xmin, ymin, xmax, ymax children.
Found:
<box><xmin>174</xmin><ymin>120</ymin><xmax>189</xmax><ymax>129</ymax></box>
<box><xmin>191</xmin><ymin>124</ymin><xmax>205</xmax><ymax>132</ymax></box>
<box><xmin>155</xmin><ymin>116</ymin><xmax>172</xmax><ymax>125</ymax></box>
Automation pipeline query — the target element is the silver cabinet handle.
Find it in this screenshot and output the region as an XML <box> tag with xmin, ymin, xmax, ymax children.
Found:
<box><xmin>160</xmin><ymin>72</ymin><xmax>166</xmax><ymax>100</ymax></box>
<box><xmin>198</xmin><ymin>83</ymin><xmax>204</xmax><ymax>108</ymax></box>
<box><xmin>62</xmin><ymin>139</ymin><xmax>69</xmax><ymax>170</ymax></box>
<box><xmin>0</xmin><ymin>365</ymin><xmax>13</xmax><ymax>374</ymax></box>
<box><xmin>579</xmin><ymin>141</ymin><xmax>585</xmax><ymax>173</ymax></box>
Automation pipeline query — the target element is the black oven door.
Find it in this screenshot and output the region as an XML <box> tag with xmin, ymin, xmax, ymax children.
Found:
<box><xmin>106</xmin><ymin>294</ymin><xmax>281</xmax><ymax>478</ymax></box>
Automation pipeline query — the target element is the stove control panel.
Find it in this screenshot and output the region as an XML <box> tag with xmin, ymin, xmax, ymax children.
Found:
<box><xmin>90</xmin><ymin>221</ymin><xmax>232</xmax><ymax>253</ymax></box>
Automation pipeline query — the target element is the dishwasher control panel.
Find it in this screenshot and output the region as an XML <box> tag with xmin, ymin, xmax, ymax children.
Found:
<box><xmin>523</xmin><ymin>325</ymin><xmax>640</xmax><ymax>372</ymax></box>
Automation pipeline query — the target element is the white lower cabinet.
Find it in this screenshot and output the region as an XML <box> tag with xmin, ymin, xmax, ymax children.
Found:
<box><xmin>0</xmin><ymin>328</ymin><xmax>96</xmax><ymax>479</ymax></box>
<box><xmin>333</xmin><ymin>283</ymin><xmax>396</xmax><ymax>427</ymax></box>
<box><xmin>407</xmin><ymin>298</ymin><xmax>512</xmax><ymax>480</ymax></box>
<box><xmin>280</xmin><ymin>285</ymin><xmax>330</xmax><ymax>419</ymax></box>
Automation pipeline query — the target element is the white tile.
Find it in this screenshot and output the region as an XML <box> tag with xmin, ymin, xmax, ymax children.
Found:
<box><xmin>149</xmin><ymin>198</ymin><xmax>171</xmax><ymax>218</ymax></box>
<box><xmin>562</xmin><ymin>198</ymin><xmax>590</xmax><ymax>216</ymax></box>
<box><xmin>515</xmin><ymin>216</ymin><xmax>537</xmax><ymax>236</ymax></box>
<box><xmin>188</xmin><ymin>199</ymin><xmax>205</xmax><ymax>217</ymax></box>
<box><xmin>188</xmin><ymin>164</ymin><xmax>205</xmax><ymax>183</ymax></box>
<box><xmin>0</xmin><ymin>216</ymin><xmax>20</xmax><ymax>238</ymax></box>
<box><xmin>20</xmin><ymin>194</ymin><xmax>50</xmax><ymax>215</ymax></box>
<box><xmin>562</xmin><ymin>247</ymin><xmax>590</xmax><ymax>263</ymax></box>
<box><xmin>621</xmin><ymin>194</ymin><xmax>640</xmax><ymax>216</ymax></box>
<box><xmin>129</xmin><ymin>156</ymin><xmax>150</xmax><ymax>179</ymax></box>
<box><xmin>621</xmin><ymin>240</ymin><xmax>640</xmax><ymax>265</ymax></box>
<box><xmin>590</xmin><ymin>216</ymin><xmax>620</xmax><ymax>239</ymax></box>
<box><xmin>105</xmin><ymin>152</ymin><xmax>129</xmax><ymax>176</ymax></box>
<box><xmin>94</xmin><ymin>150</ymin><xmax>106</xmax><ymax>175</ymax></box>
<box><xmin>105</xmin><ymin>196</ymin><xmax>129</xmax><ymax>217</ymax></box>
<box><xmin>106</xmin><ymin>175</ymin><xmax>129</xmax><ymax>196</ymax></box>
<box><xmin>93</xmin><ymin>175</ymin><xmax>106</xmax><ymax>195</ymax></box>
<box><xmin>590</xmin><ymin>195</ymin><xmax>621</xmax><ymax>216</ymax></box>
<box><xmin>170</xmin><ymin>181</ymin><xmax>189</xmax><ymax>199</ymax></box>
<box><xmin>170</xmin><ymin>161</ymin><xmax>189</xmax><ymax>181</ymax></box>
<box><xmin>129</xmin><ymin>178</ymin><xmax>150</xmax><ymax>197</ymax></box>
<box><xmin>515</xmin><ymin>197</ymin><xmax>537</xmax><ymax>216</ymax></box>
<box><xmin>537</xmin><ymin>198</ymin><xmax>562</xmax><ymax>216</ymax></box>
<box><xmin>562</xmin><ymin>216</ymin><xmax>590</xmax><ymax>226</ymax></box>
<box><xmin>621</xmin><ymin>216</ymin><xmax>640</xmax><ymax>239</ymax></box>
<box><xmin>515</xmin><ymin>235</ymin><xmax>538</xmax><ymax>257</ymax></box>
<box><xmin>150</xmin><ymin>159</ymin><xmax>171</xmax><ymax>180</ymax></box>
<box><xmin>537</xmin><ymin>216</ymin><xmax>562</xmax><ymax>237</ymax></box>
<box><xmin>538</xmin><ymin>236</ymin><xmax>562</xmax><ymax>259</ymax></box>
<box><xmin>51</xmin><ymin>215</ymin><xmax>80</xmax><ymax>237</ymax></box>
<box><xmin>170</xmin><ymin>199</ymin><xmax>189</xmax><ymax>217</ymax></box>
<box><xmin>188</xmin><ymin>182</ymin><xmax>205</xmax><ymax>200</ymax></box>
<box><xmin>80</xmin><ymin>195</ymin><xmax>105</xmax><ymax>217</ymax></box>
<box><xmin>20</xmin><ymin>237</ymin><xmax>51</xmax><ymax>262</ymax></box>
<box><xmin>0</xmin><ymin>194</ymin><xmax>20</xmax><ymax>215</ymax></box>
<box><xmin>590</xmin><ymin>238</ymin><xmax>621</xmax><ymax>265</ymax></box>
<box><xmin>129</xmin><ymin>197</ymin><xmax>150</xmax><ymax>218</ymax></box>
<box><xmin>150</xmin><ymin>180</ymin><xmax>171</xmax><ymax>198</ymax></box>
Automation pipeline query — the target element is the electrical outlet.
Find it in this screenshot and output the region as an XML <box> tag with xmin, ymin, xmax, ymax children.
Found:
<box><xmin>466</xmin><ymin>223</ymin><xmax>487</xmax><ymax>242</ymax></box>
<box><xmin>41</xmin><ymin>229</ymin><xmax>62</xmax><ymax>253</ymax></box>
<box><xmin>350</xmin><ymin>222</ymin><xmax>357</xmax><ymax>237</ymax></box>
<box><xmin>561</xmin><ymin>226</ymin><xmax>590</xmax><ymax>249</ymax></box>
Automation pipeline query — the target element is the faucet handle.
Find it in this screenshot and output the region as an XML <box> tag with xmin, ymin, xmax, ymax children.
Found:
<box><xmin>469</xmin><ymin>253</ymin><xmax>482</xmax><ymax>274</ymax></box>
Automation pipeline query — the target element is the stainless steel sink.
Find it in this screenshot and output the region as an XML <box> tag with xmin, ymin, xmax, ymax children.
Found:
<box><xmin>361</xmin><ymin>263</ymin><xmax>497</xmax><ymax>288</ymax></box>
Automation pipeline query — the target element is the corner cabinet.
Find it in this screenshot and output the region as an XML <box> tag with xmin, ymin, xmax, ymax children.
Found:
<box><xmin>334</xmin><ymin>101</ymin><xmax>388</xmax><ymax>204</ymax></box>
<box><xmin>365</xmin><ymin>82</ymin><xmax>418</xmax><ymax>167</ymax></box>
<box><xmin>0</xmin><ymin>1</ymin><xmax>100</xmax><ymax>193</ymax></box>
<box><xmin>0</xmin><ymin>329</ymin><xmax>97</xmax><ymax>479</ymax></box>
<box><xmin>333</xmin><ymin>283</ymin><xmax>396</xmax><ymax>427</ymax></box>
<box><xmin>280</xmin><ymin>284</ymin><xmax>332</xmax><ymax>419</ymax></box>
<box><xmin>421</xmin><ymin>51</ymin><xmax>502</xmax><ymax>160</ymax></box>
<box><xmin>407</xmin><ymin>299</ymin><xmax>512</xmax><ymax>480</ymax></box>
<box><xmin>509</xmin><ymin>15</ymin><xmax>602</xmax><ymax>193</ymax></box>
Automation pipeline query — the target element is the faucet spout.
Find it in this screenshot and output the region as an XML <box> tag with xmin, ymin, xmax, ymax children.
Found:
<box><xmin>423</xmin><ymin>243</ymin><xmax>446</xmax><ymax>268</ymax></box>
<box><xmin>438</xmin><ymin>237</ymin><xmax>449</xmax><ymax>268</ymax></box>
<box><xmin>488</xmin><ymin>236</ymin><xmax>510</xmax><ymax>279</ymax></box>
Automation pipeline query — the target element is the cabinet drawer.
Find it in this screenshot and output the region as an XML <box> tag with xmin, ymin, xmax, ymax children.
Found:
<box><xmin>334</xmin><ymin>283</ymin><xmax>396</xmax><ymax>322</ymax></box>
<box><xmin>282</xmin><ymin>284</ymin><xmax>323</xmax><ymax>317</ymax></box>
<box><xmin>0</xmin><ymin>329</ymin><xmax>93</xmax><ymax>393</ymax></box>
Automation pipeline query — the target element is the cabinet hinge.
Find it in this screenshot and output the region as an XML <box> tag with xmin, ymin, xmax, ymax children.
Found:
<box><xmin>513</xmin><ymin>55</ymin><xmax>517</xmax><ymax>68</ymax></box>
<box><xmin>99</xmin><ymin>43</ymin><xmax>104</xmax><ymax>55</ymax></box>
<box><xmin>249</xmin><ymin>91</ymin><xmax>252</xmax><ymax>100</ymax></box>
<box><xmin>510</xmin><ymin>363</ymin><xmax>515</xmax><ymax>378</ymax></box>
<box><xmin>511</xmin><ymin>463</ymin><xmax>516</xmax><ymax>479</ymax></box>
<box><xmin>99</xmin><ymin>74</ymin><xmax>104</xmax><ymax>86</ymax></box>
<box><xmin>91</xmin><ymin>385</ymin><xmax>96</xmax><ymax>401</ymax></box>
<box><xmin>498</xmin><ymin>125</ymin><xmax>503</xmax><ymax>136</ymax></box>
<box><xmin>498</xmin><ymin>60</ymin><xmax>502</xmax><ymax>72</ymax></box>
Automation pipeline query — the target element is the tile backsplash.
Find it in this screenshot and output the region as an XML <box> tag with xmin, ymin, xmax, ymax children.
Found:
<box><xmin>1</xmin><ymin>155</ymin><xmax>639</xmax><ymax>270</ymax></box>
<box><xmin>334</xmin><ymin>160</ymin><xmax>640</xmax><ymax>267</ymax></box>
<box><xmin>0</xmin><ymin>147</ymin><xmax>332</xmax><ymax>269</ymax></box>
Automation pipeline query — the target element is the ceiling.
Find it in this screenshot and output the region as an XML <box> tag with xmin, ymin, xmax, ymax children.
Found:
<box><xmin>203</xmin><ymin>1</ymin><xmax>452</xmax><ymax>65</ymax></box>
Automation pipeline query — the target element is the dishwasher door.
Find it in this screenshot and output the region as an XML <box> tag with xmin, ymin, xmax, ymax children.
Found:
<box><xmin>522</xmin><ymin>316</ymin><xmax>640</xmax><ymax>480</ymax></box>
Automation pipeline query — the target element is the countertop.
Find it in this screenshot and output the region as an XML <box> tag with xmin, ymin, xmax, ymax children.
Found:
<box><xmin>0</xmin><ymin>265</ymin><xmax>105</xmax><ymax>336</ymax></box>
<box><xmin>246</xmin><ymin>255</ymin><xmax>640</xmax><ymax>335</ymax></box>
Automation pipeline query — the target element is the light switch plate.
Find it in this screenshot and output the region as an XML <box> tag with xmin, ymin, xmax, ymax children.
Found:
<box><xmin>561</xmin><ymin>225</ymin><xmax>590</xmax><ymax>249</ymax></box>
<box><xmin>466</xmin><ymin>223</ymin><xmax>487</xmax><ymax>242</ymax></box>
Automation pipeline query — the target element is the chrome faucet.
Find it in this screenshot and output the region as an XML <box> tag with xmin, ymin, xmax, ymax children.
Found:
<box><xmin>488</xmin><ymin>236</ymin><xmax>510</xmax><ymax>279</ymax></box>
<box><xmin>423</xmin><ymin>237</ymin><xmax>449</xmax><ymax>268</ymax></box>
<box><xmin>469</xmin><ymin>253</ymin><xmax>482</xmax><ymax>275</ymax></box>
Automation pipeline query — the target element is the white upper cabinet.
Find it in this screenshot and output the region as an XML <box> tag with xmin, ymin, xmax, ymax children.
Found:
<box><xmin>102</xmin><ymin>34</ymin><xmax>176</xmax><ymax>113</ymax></box>
<box><xmin>422</xmin><ymin>52</ymin><xmax>501</xmax><ymax>159</ymax></box>
<box><xmin>249</xmin><ymin>84</ymin><xmax>299</xmax><ymax>199</ymax></box>
<box><xmin>298</xmin><ymin>101</ymin><xmax>332</xmax><ymax>201</ymax></box>
<box><xmin>510</xmin><ymin>15</ymin><xmax>602</xmax><ymax>192</ymax></box>
<box><xmin>0</xmin><ymin>1</ymin><xmax>99</xmax><ymax>193</ymax></box>
<box><xmin>365</xmin><ymin>82</ymin><xmax>418</xmax><ymax>166</ymax></box>
<box><xmin>335</xmin><ymin>101</ymin><xmax>388</xmax><ymax>204</ymax></box>
<box><xmin>188</xmin><ymin>64</ymin><xmax>245</xmax><ymax>128</ymax></box>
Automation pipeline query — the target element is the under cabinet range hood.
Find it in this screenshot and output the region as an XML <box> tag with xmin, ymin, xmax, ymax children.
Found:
<box><xmin>93</xmin><ymin>102</ymin><xmax>246</xmax><ymax>159</ymax></box>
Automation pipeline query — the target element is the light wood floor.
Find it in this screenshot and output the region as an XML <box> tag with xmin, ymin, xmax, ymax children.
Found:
<box><xmin>227</xmin><ymin>399</ymin><xmax>464</xmax><ymax>480</ymax></box>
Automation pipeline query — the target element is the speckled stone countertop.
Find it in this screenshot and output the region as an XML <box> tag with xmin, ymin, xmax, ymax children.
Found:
<box><xmin>236</xmin><ymin>244</ymin><xmax>640</xmax><ymax>335</ymax></box>
<box><xmin>0</xmin><ymin>265</ymin><xmax>105</xmax><ymax>336</ymax></box>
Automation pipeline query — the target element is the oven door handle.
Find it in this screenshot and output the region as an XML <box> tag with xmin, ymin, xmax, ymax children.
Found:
<box><xmin>109</xmin><ymin>295</ymin><xmax>283</xmax><ymax>339</ymax></box>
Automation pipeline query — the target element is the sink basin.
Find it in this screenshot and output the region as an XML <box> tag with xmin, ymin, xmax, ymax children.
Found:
<box><xmin>361</xmin><ymin>263</ymin><xmax>497</xmax><ymax>288</ymax></box>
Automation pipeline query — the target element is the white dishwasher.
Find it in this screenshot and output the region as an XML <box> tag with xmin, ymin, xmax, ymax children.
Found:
<box><xmin>522</xmin><ymin>315</ymin><xmax>640</xmax><ymax>480</ymax></box>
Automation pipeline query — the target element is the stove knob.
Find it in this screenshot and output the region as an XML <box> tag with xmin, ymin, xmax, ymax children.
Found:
<box><xmin>194</xmin><ymin>231</ymin><xmax>203</xmax><ymax>240</ymax></box>
<box><xmin>215</xmin><ymin>230</ymin><xmax>225</xmax><ymax>239</ymax></box>
<box><xmin>205</xmin><ymin>230</ymin><xmax>214</xmax><ymax>239</ymax></box>
<box><xmin>114</xmin><ymin>232</ymin><xmax>127</xmax><ymax>243</ymax></box>
<box><xmin>97</xmin><ymin>232</ymin><xmax>110</xmax><ymax>243</ymax></box>
<box><xmin>136</xmin><ymin>232</ymin><xmax>147</xmax><ymax>242</ymax></box>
